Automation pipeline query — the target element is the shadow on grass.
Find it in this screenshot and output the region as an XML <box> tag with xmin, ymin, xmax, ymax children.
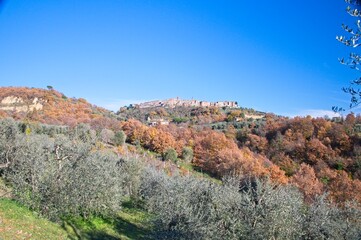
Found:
<box><xmin>114</xmin><ymin>200</ymin><xmax>151</xmax><ymax>239</ymax></box>
<box><xmin>63</xmin><ymin>201</ymin><xmax>152</xmax><ymax>240</ymax></box>
<box><xmin>78</xmin><ymin>230</ymin><xmax>120</xmax><ymax>240</ymax></box>
<box><xmin>114</xmin><ymin>216</ymin><xmax>150</xmax><ymax>240</ymax></box>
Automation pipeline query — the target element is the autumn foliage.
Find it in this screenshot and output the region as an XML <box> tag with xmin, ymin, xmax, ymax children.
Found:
<box><xmin>0</xmin><ymin>87</ymin><xmax>121</xmax><ymax>130</ymax></box>
<box><xmin>2</xmin><ymin>87</ymin><xmax>361</xmax><ymax>204</ymax></box>
<box><xmin>242</xmin><ymin>114</ymin><xmax>361</xmax><ymax>203</ymax></box>
<box><xmin>121</xmin><ymin>119</ymin><xmax>178</xmax><ymax>154</ymax></box>
<box><xmin>192</xmin><ymin>130</ymin><xmax>288</xmax><ymax>183</ymax></box>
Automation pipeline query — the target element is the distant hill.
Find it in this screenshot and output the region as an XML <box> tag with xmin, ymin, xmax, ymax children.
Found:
<box><xmin>0</xmin><ymin>87</ymin><xmax>120</xmax><ymax>130</ymax></box>
<box><xmin>119</xmin><ymin>99</ymin><xmax>265</xmax><ymax>125</ymax></box>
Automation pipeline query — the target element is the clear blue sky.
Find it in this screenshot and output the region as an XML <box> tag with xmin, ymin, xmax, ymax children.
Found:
<box><xmin>0</xmin><ymin>0</ymin><xmax>359</xmax><ymax>116</ymax></box>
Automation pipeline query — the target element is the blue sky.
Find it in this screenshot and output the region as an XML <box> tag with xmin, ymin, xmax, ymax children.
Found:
<box><xmin>0</xmin><ymin>0</ymin><xmax>359</xmax><ymax>116</ymax></box>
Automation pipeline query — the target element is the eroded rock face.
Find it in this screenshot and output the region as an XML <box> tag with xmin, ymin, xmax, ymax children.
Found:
<box><xmin>0</xmin><ymin>96</ymin><xmax>43</xmax><ymax>112</ymax></box>
<box><xmin>1</xmin><ymin>96</ymin><xmax>24</xmax><ymax>105</ymax></box>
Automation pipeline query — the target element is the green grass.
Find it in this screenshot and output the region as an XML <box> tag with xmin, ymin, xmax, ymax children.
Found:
<box><xmin>0</xmin><ymin>198</ymin><xmax>152</xmax><ymax>240</ymax></box>
<box><xmin>0</xmin><ymin>198</ymin><xmax>69</xmax><ymax>240</ymax></box>
<box><xmin>64</xmin><ymin>200</ymin><xmax>152</xmax><ymax>240</ymax></box>
<box><xmin>178</xmin><ymin>161</ymin><xmax>222</xmax><ymax>184</ymax></box>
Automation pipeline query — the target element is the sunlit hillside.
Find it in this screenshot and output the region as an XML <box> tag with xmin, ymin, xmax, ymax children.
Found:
<box><xmin>0</xmin><ymin>87</ymin><xmax>361</xmax><ymax>239</ymax></box>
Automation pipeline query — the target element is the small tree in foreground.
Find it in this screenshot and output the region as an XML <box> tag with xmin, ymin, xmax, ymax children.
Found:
<box><xmin>336</xmin><ymin>0</ymin><xmax>361</xmax><ymax>110</ymax></box>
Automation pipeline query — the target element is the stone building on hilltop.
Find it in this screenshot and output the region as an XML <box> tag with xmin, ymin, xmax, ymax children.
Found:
<box><xmin>136</xmin><ymin>97</ymin><xmax>238</xmax><ymax>109</ymax></box>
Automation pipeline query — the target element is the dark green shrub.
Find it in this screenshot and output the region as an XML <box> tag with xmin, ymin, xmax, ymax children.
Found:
<box><xmin>172</xmin><ymin>117</ymin><xmax>188</xmax><ymax>124</ymax></box>
<box><xmin>181</xmin><ymin>147</ymin><xmax>193</xmax><ymax>163</ymax></box>
<box><xmin>113</xmin><ymin>130</ymin><xmax>126</xmax><ymax>146</ymax></box>
<box><xmin>163</xmin><ymin>148</ymin><xmax>178</xmax><ymax>163</ymax></box>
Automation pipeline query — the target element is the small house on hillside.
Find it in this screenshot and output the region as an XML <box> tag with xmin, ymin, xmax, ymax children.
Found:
<box><xmin>148</xmin><ymin>117</ymin><xmax>170</xmax><ymax>126</ymax></box>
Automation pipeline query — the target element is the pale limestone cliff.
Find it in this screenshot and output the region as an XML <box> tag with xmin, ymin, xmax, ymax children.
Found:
<box><xmin>0</xmin><ymin>96</ymin><xmax>44</xmax><ymax>112</ymax></box>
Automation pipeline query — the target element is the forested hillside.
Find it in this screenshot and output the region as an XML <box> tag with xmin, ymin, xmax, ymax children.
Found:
<box><xmin>0</xmin><ymin>87</ymin><xmax>120</xmax><ymax>129</ymax></box>
<box><xmin>1</xmin><ymin>87</ymin><xmax>361</xmax><ymax>239</ymax></box>
<box><xmin>118</xmin><ymin>104</ymin><xmax>361</xmax><ymax>204</ymax></box>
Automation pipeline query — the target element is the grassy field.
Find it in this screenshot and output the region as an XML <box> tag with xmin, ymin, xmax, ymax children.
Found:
<box><xmin>0</xmin><ymin>198</ymin><xmax>69</xmax><ymax>239</ymax></box>
<box><xmin>0</xmin><ymin>198</ymin><xmax>152</xmax><ymax>240</ymax></box>
<box><xmin>64</xmin><ymin>200</ymin><xmax>152</xmax><ymax>240</ymax></box>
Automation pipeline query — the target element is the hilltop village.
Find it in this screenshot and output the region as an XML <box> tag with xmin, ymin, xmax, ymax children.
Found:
<box><xmin>135</xmin><ymin>97</ymin><xmax>238</xmax><ymax>109</ymax></box>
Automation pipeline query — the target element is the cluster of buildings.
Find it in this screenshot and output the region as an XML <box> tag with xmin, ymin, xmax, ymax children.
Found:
<box><xmin>136</xmin><ymin>97</ymin><xmax>238</xmax><ymax>109</ymax></box>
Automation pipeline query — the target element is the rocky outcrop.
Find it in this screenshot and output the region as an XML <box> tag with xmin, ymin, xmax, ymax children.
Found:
<box><xmin>136</xmin><ymin>98</ymin><xmax>238</xmax><ymax>109</ymax></box>
<box><xmin>0</xmin><ymin>96</ymin><xmax>44</xmax><ymax>112</ymax></box>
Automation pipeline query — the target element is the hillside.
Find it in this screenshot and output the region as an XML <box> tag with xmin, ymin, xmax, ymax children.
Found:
<box><xmin>0</xmin><ymin>197</ymin><xmax>151</xmax><ymax>239</ymax></box>
<box><xmin>118</xmin><ymin>101</ymin><xmax>265</xmax><ymax>125</ymax></box>
<box><xmin>0</xmin><ymin>87</ymin><xmax>120</xmax><ymax>130</ymax></box>
<box><xmin>1</xmin><ymin>87</ymin><xmax>361</xmax><ymax>203</ymax></box>
<box><xmin>1</xmin><ymin>87</ymin><xmax>361</xmax><ymax>238</ymax></box>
